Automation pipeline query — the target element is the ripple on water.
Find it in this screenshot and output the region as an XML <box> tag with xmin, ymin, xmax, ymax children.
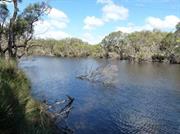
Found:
<box><xmin>19</xmin><ymin>57</ymin><xmax>180</xmax><ymax>134</ymax></box>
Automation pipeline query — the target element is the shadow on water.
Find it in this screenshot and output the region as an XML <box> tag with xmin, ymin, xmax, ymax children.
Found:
<box><xmin>19</xmin><ymin>57</ymin><xmax>180</xmax><ymax>134</ymax></box>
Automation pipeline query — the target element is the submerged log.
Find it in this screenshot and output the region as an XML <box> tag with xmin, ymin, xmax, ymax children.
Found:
<box><xmin>77</xmin><ymin>64</ymin><xmax>118</xmax><ymax>87</ymax></box>
<box><xmin>42</xmin><ymin>95</ymin><xmax>74</xmax><ymax>134</ymax></box>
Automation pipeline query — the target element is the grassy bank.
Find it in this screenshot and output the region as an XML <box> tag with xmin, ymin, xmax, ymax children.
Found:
<box><xmin>0</xmin><ymin>58</ymin><xmax>53</xmax><ymax>134</ymax></box>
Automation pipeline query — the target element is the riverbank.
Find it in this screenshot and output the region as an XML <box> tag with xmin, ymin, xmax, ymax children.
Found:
<box><xmin>24</xmin><ymin>26</ymin><xmax>180</xmax><ymax>64</ymax></box>
<box><xmin>0</xmin><ymin>58</ymin><xmax>53</xmax><ymax>134</ymax></box>
<box><xmin>26</xmin><ymin>38</ymin><xmax>105</xmax><ymax>58</ymax></box>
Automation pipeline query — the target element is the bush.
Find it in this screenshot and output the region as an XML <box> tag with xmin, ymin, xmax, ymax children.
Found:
<box><xmin>0</xmin><ymin>58</ymin><xmax>53</xmax><ymax>134</ymax></box>
<box><xmin>152</xmin><ymin>54</ymin><xmax>165</xmax><ymax>62</ymax></box>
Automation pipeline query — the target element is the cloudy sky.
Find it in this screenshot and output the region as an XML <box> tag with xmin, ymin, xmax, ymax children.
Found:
<box><xmin>20</xmin><ymin>0</ymin><xmax>180</xmax><ymax>44</ymax></box>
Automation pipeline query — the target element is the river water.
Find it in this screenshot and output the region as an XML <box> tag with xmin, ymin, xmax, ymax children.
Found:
<box><xmin>19</xmin><ymin>57</ymin><xmax>180</xmax><ymax>134</ymax></box>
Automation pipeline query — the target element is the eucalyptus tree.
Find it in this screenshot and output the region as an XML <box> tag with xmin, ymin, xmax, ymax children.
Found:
<box><xmin>160</xmin><ymin>22</ymin><xmax>180</xmax><ymax>55</ymax></box>
<box><xmin>176</xmin><ymin>22</ymin><xmax>180</xmax><ymax>31</ymax></box>
<box><xmin>0</xmin><ymin>3</ymin><xmax>8</xmax><ymax>56</ymax></box>
<box><xmin>0</xmin><ymin>0</ymin><xmax>50</xmax><ymax>58</ymax></box>
<box><xmin>101</xmin><ymin>31</ymin><xmax>128</xmax><ymax>59</ymax></box>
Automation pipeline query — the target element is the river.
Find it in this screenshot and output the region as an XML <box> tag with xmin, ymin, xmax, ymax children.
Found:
<box><xmin>19</xmin><ymin>56</ymin><xmax>180</xmax><ymax>134</ymax></box>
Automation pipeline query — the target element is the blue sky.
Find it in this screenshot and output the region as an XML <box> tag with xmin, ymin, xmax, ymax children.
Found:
<box><xmin>19</xmin><ymin>0</ymin><xmax>180</xmax><ymax>44</ymax></box>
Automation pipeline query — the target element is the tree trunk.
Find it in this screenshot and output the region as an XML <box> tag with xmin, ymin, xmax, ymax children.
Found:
<box><xmin>8</xmin><ymin>0</ymin><xmax>18</xmax><ymax>58</ymax></box>
<box><xmin>0</xmin><ymin>34</ymin><xmax>4</xmax><ymax>56</ymax></box>
<box><xmin>0</xmin><ymin>30</ymin><xmax>5</xmax><ymax>57</ymax></box>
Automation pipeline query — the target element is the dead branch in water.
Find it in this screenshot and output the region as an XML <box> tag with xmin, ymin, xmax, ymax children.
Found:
<box><xmin>42</xmin><ymin>95</ymin><xmax>74</xmax><ymax>134</ymax></box>
<box><xmin>77</xmin><ymin>64</ymin><xmax>118</xmax><ymax>86</ymax></box>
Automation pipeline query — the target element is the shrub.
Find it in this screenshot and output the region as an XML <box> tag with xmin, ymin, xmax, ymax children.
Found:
<box><xmin>0</xmin><ymin>58</ymin><xmax>52</xmax><ymax>134</ymax></box>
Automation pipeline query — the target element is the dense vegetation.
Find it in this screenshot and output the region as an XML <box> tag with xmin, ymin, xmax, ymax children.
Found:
<box><xmin>0</xmin><ymin>1</ymin><xmax>55</xmax><ymax>134</ymax></box>
<box><xmin>101</xmin><ymin>23</ymin><xmax>180</xmax><ymax>63</ymax></box>
<box><xmin>0</xmin><ymin>1</ymin><xmax>179</xmax><ymax>64</ymax></box>
<box><xmin>0</xmin><ymin>58</ymin><xmax>53</xmax><ymax>134</ymax></box>
<box><xmin>25</xmin><ymin>22</ymin><xmax>180</xmax><ymax>64</ymax></box>
<box><xmin>0</xmin><ymin>0</ymin><xmax>179</xmax><ymax>132</ymax></box>
<box><xmin>26</xmin><ymin>38</ymin><xmax>105</xmax><ymax>58</ymax></box>
<box><xmin>0</xmin><ymin>0</ymin><xmax>49</xmax><ymax>58</ymax></box>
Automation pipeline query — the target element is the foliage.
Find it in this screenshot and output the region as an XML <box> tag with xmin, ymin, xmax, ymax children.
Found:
<box><xmin>0</xmin><ymin>0</ymin><xmax>50</xmax><ymax>58</ymax></box>
<box><xmin>27</xmin><ymin>38</ymin><xmax>105</xmax><ymax>58</ymax></box>
<box><xmin>0</xmin><ymin>58</ymin><xmax>53</xmax><ymax>134</ymax></box>
<box><xmin>100</xmin><ymin>26</ymin><xmax>180</xmax><ymax>63</ymax></box>
<box><xmin>160</xmin><ymin>22</ymin><xmax>180</xmax><ymax>63</ymax></box>
<box><xmin>176</xmin><ymin>22</ymin><xmax>180</xmax><ymax>31</ymax></box>
<box><xmin>25</xmin><ymin>23</ymin><xmax>180</xmax><ymax>64</ymax></box>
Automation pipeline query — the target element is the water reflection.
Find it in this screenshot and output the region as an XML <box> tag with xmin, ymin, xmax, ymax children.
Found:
<box><xmin>19</xmin><ymin>57</ymin><xmax>180</xmax><ymax>134</ymax></box>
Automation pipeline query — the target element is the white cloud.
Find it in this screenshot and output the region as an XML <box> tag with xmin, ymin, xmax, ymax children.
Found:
<box><xmin>97</xmin><ymin>0</ymin><xmax>113</xmax><ymax>4</ymax></box>
<box><xmin>82</xmin><ymin>32</ymin><xmax>105</xmax><ymax>44</ymax></box>
<box><xmin>146</xmin><ymin>15</ymin><xmax>180</xmax><ymax>30</ymax></box>
<box><xmin>35</xmin><ymin>30</ymin><xmax>71</xmax><ymax>40</ymax></box>
<box><xmin>102</xmin><ymin>3</ymin><xmax>129</xmax><ymax>22</ymax></box>
<box><xmin>83</xmin><ymin>0</ymin><xmax>129</xmax><ymax>30</ymax></box>
<box><xmin>116</xmin><ymin>15</ymin><xmax>180</xmax><ymax>33</ymax></box>
<box><xmin>83</xmin><ymin>16</ymin><xmax>104</xmax><ymax>30</ymax></box>
<box><xmin>34</xmin><ymin>8</ymin><xmax>71</xmax><ymax>40</ymax></box>
<box><xmin>116</xmin><ymin>23</ymin><xmax>152</xmax><ymax>33</ymax></box>
<box><xmin>49</xmin><ymin>8</ymin><xmax>69</xmax><ymax>23</ymax></box>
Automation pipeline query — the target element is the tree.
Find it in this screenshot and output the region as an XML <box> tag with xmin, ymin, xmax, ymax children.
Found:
<box><xmin>176</xmin><ymin>22</ymin><xmax>180</xmax><ymax>31</ymax></box>
<box><xmin>174</xmin><ymin>22</ymin><xmax>180</xmax><ymax>44</ymax></box>
<box><xmin>161</xmin><ymin>22</ymin><xmax>180</xmax><ymax>52</ymax></box>
<box><xmin>0</xmin><ymin>3</ymin><xmax>9</xmax><ymax>56</ymax></box>
<box><xmin>101</xmin><ymin>31</ymin><xmax>128</xmax><ymax>59</ymax></box>
<box><xmin>0</xmin><ymin>0</ymin><xmax>50</xmax><ymax>58</ymax></box>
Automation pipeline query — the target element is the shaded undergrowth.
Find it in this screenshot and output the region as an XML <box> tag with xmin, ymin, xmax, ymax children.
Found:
<box><xmin>0</xmin><ymin>58</ymin><xmax>53</xmax><ymax>134</ymax></box>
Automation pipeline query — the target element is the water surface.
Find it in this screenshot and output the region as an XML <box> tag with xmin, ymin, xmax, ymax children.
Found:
<box><xmin>19</xmin><ymin>57</ymin><xmax>180</xmax><ymax>134</ymax></box>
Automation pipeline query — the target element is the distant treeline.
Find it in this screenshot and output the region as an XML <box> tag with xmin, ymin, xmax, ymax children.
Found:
<box><xmin>26</xmin><ymin>38</ymin><xmax>105</xmax><ymax>58</ymax></box>
<box><xmin>101</xmin><ymin>25</ymin><xmax>180</xmax><ymax>63</ymax></box>
<box><xmin>26</xmin><ymin>23</ymin><xmax>180</xmax><ymax>64</ymax></box>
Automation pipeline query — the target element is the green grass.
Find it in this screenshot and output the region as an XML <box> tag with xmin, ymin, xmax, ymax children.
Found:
<box><xmin>0</xmin><ymin>58</ymin><xmax>53</xmax><ymax>134</ymax></box>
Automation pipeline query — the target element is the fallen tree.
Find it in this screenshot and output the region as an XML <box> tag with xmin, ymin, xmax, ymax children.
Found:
<box><xmin>42</xmin><ymin>95</ymin><xmax>74</xmax><ymax>134</ymax></box>
<box><xmin>77</xmin><ymin>64</ymin><xmax>118</xmax><ymax>87</ymax></box>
